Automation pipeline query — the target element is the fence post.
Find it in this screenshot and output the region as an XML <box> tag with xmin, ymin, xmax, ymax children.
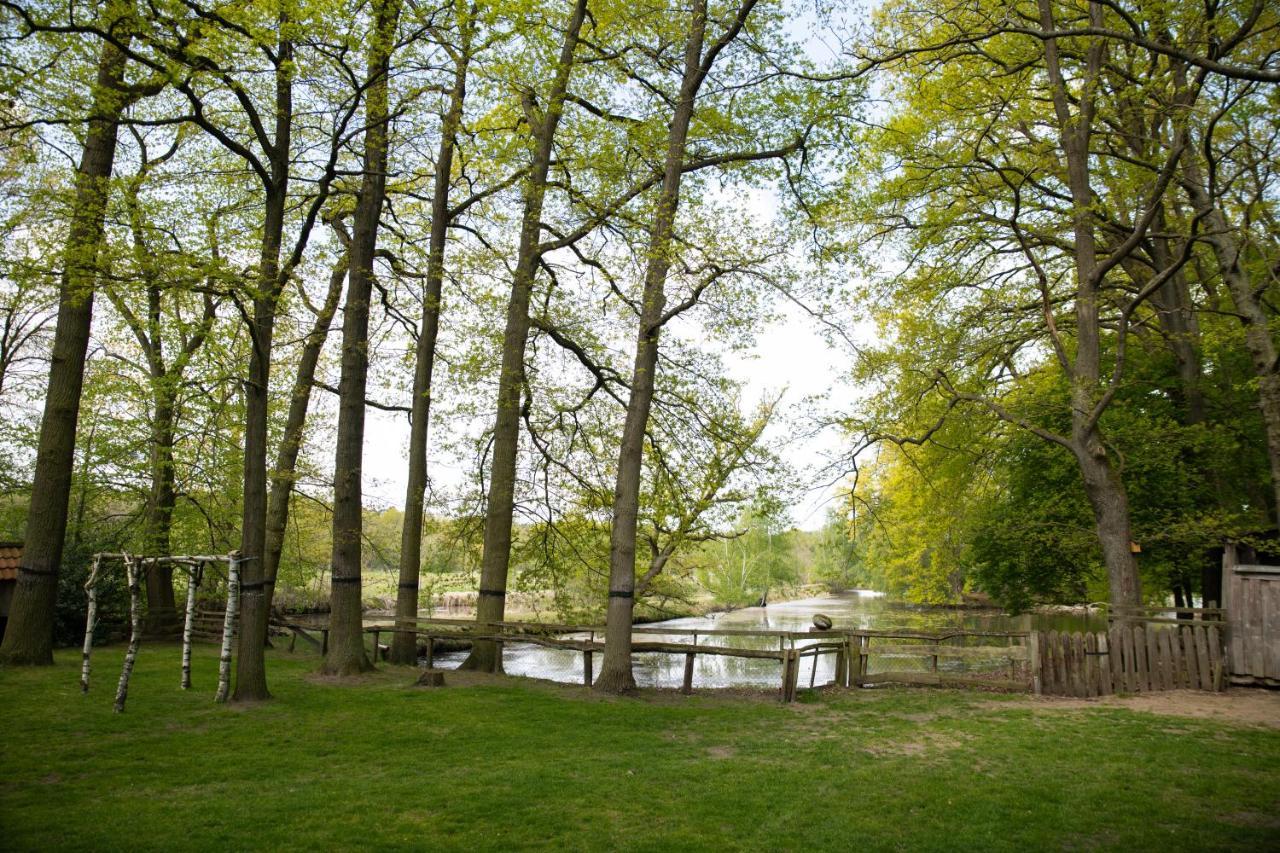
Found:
<box><xmin>682</xmin><ymin>652</ymin><xmax>695</xmax><ymax>695</ymax></box>
<box><xmin>583</xmin><ymin>649</ymin><xmax>593</xmax><ymax>687</ymax></box>
<box><xmin>1029</xmin><ymin>631</ymin><xmax>1042</xmax><ymax>695</ymax></box>
<box><xmin>425</xmin><ymin>636</ymin><xmax>434</xmax><ymax>669</ymax></box>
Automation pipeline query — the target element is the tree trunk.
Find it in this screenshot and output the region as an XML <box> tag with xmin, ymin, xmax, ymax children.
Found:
<box><xmin>460</xmin><ymin>0</ymin><xmax>589</xmax><ymax>672</ymax></box>
<box><xmin>388</xmin><ymin>18</ymin><xmax>471</xmax><ymax>666</ymax></box>
<box><xmin>0</xmin><ymin>42</ymin><xmax>128</xmax><ymax>665</ymax></box>
<box><xmin>258</xmin><ymin>252</ymin><xmax>348</xmax><ymax>639</ymax></box>
<box><xmin>233</xmin><ymin>35</ymin><xmax>294</xmax><ymax>702</ymax></box>
<box><xmin>1039</xmin><ymin>0</ymin><xmax>1141</xmax><ymax>607</ymax></box>
<box><xmin>143</xmin><ymin>381</ymin><xmax>180</xmax><ymax>635</ymax></box>
<box><xmin>322</xmin><ymin>0</ymin><xmax>399</xmax><ymax>676</ymax></box>
<box><xmin>1181</xmin><ymin>151</ymin><xmax>1280</xmax><ymax>531</ymax></box>
<box><xmin>1073</xmin><ymin>435</ymin><xmax>1142</xmax><ymax>605</ymax></box>
<box><xmin>596</xmin><ymin>0</ymin><xmax>711</xmax><ymax>694</ymax></box>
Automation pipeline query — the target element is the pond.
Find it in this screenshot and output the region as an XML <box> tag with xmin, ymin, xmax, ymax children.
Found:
<box><xmin>423</xmin><ymin>591</ymin><xmax>1105</xmax><ymax>689</ymax></box>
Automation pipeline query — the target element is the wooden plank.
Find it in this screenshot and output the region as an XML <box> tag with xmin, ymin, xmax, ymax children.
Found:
<box><xmin>1096</xmin><ymin>632</ymin><xmax>1113</xmax><ymax>696</ymax></box>
<box><xmin>1029</xmin><ymin>632</ymin><xmax>1042</xmax><ymax>695</ymax></box>
<box><xmin>1044</xmin><ymin>630</ymin><xmax>1059</xmax><ymax>692</ymax></box>
<box><xmin>1170</xmin><ymin>625</ymin><xmax>1186</xmax><ymax>688</ymax></box>
<box><xmin>1193</xmin><ymin>625</ymin><xmax>1213</xmax><ymax>691</ymax></box>
<box><xmin>1144</xmin><ymin>626</ymin><xmax>1160</xmax><ymax>691</ymax></box>
<box><xmin>1106</xmin><ymin>626</ymin><xmax>1122</xmax><ymax>693</ymax></box>
<box><xmin>1083</xmin><ymin>632</ymin><xmax>1098</xmax><ymax>697</ymax></box>
<box><xmin>1157</xmin><ymin>628</ymin><xmax>1174</xmax><ymax>691</ymax></box>
<box><xmin>1265</xmin><ymin>580</ymin><xmax>1280</xmax><ymax>680</ymax></box>
<box><xmin>1066</xmin><ymin>633</ymin><xmax>1082</xmax><ymax>697</ymax></box>
<box><xmin>1182</xmin><ymin>627</ymin><xmax>1200</xmax><ymax>689</ymax></box>
<box><xmin>1207</xmin><ymin>625</ymin><xmax>1223</xmax><ymax>692</ymax></box>
<box><xmin>1134</xmin><ymin>626</ymin><xmax>1150</xmax><ymax>692</ymax></box>
<box><xmin>859</xmin><ymin>671</ymin><xmax>1031</xmax><ymax>691</ymax></box>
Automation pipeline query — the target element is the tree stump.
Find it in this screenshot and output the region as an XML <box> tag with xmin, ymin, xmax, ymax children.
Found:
<box><xmin>415</xmin><ymin>669</ymin><xmax>446</xmax><ymax>688</ymax></box>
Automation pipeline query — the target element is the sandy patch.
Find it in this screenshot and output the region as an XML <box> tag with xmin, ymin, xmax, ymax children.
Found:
<box><xmin>1018</xmin><ymin>688</ymin><xmax>1280</xmax><ymax>728</ymax></box>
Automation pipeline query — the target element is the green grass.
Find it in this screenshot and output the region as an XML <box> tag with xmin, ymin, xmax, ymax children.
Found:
<box><xmin>1</xmin><ymin>644</ymin><xmax>1277</xmax><ymax>852</ymax></box>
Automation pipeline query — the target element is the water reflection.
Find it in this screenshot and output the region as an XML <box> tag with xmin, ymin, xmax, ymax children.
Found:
<box><xmin>426</xmin><ymin>592</ymin><xmax>1101</xmax><ymax>689</ymax></box>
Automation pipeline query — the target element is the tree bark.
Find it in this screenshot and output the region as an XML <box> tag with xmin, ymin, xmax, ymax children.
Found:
<box><xmin>322</xmin><ymin>0</ymin><xmax>399</xmax><ymax>676</ymax></box>
<box><xmin>460</xmin><ymin>0</ymin><xmax>589</xmax><ymax>672</ymax></box>
<box><xmin>1180</xmin><ymin>150</ymin><xmax>1280</xmax><ymax>531</ymax></box>
<box><xmin>232</xmin><ymin>33</ymin><xmax>294</xmax><ymax>702</ymax></box>
<box><xmin>1039</xmin><ymin>0</ymin><xmax>1140</xmax><ymax>607</ymax></box>
<box><xmin>595</xmin><ymin>0</ymin><xmax>714</xmax><ymax>694</ymax></box>
<box><xmin>388</xmin><ymin>14</ymin><xmax>472</xmax><ymax>666</ymax></box>
<box><xmin>258</xmin><ymin>251</ymin><xmax>348</xmax><ymax>639</ymax></box>
<box><xmin>0</xmin><ymin>41</ymin><xmax>128</xmax><ymax>664</ymax></box>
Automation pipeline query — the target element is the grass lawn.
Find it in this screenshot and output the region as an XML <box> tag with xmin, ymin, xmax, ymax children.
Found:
<box><xmin>1</xmin><ymin>643</ymin><xmax>1277</xmax><ymax>851</ymax></box>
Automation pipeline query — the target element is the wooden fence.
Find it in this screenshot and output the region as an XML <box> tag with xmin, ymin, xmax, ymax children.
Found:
<box><xmin>263</xmin><ymin>613</ymin><xmax>1232</xmax><ymax>700</ymax></box>
<box><xmin>358</xmin><ymin>618</ymin><xmax>1032</xmax><ymax>701</ymax></box>
<box><xmin>1034</xmin><ymin>622</ymin><xmax>1225</xmax><ymax>696</ymax></box>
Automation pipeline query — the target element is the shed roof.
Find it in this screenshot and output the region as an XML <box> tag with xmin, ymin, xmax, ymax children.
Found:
<box><xmin>0</xmin><ymin>542</ymin><xmax>22</xmax><ymax>581</ymax></box>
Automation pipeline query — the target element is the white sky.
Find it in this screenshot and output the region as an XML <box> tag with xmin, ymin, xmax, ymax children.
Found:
<box><xmin>360</xmin><ymin>297</ymin><xmax>853</xmax><ymax>531</ymax></box>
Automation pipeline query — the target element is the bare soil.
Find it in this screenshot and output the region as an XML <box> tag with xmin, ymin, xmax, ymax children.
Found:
<box><xmin>1022</xmin><ymin>688</ymin><xmax>1280</xmax><ymax>728</ymax></box>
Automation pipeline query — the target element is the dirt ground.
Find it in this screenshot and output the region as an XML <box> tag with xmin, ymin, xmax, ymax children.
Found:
<box><xmin>1027</xmin><ymin>688</ymin><xmax>1280</xmax><ymax>728</ymax></box>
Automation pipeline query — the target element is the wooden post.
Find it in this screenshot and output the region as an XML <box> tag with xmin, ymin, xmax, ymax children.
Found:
<box><xmin>583</xmin><ymin>649</ymin><xmax>593</xmax><ymax>687</ymax></box>
<box><xmin>288</xmin><ymin>629</ymin><xmax>297</xmax><ymax>653</ymax></box>
<box><xmin>682</xmin><ymin>652</ymin><xmax>695</xmax><ymax>695</ymax></box>
<box><xmin>180</xmin><ymin>562</ymin><xmax>202</xmax><ymax>689</ymax></box>
<box><xmin>425</xmin><ymin>635</ymin><xmax>434</xmax><ymax>669</ymax></box>
<box><xmin>80</xmin><ymin>555</ymin><xmax>101</xmax><ymax>694</ymax></box>
<box><xmin>113</xmin><ymin>555</ymin><xmax>143</xmax><ymax>713</ymax></box>
<box><xmin>372</xmin><ymin>629</ymin><xmax>381</xmax><ymax>663</ymax></box>
<box><xmin>856</xmin><ymin>634</ymin><xmax>870</xmax><ymax>687</ymax></box>
<box><xmin>214</xmin><ymin>552</ymin><xmax>240</xmax><ymax>703</ymax></box>
<box><xmin>785</xmin><ymin>647</ymin><xmax>800</xmax><ymax>702</ymax></box>
<box><xmin>322</xmin><ymin>628</ymin><xmax>330</xmax><ymax>656</ymax></box>
<box><xmin>1028</xmin><ymin>631</ymin><xmax>1042</xmax><ymax>695</ymax></box>
<box><xmin>834</xmin><ymin>644</ymin><xmax>847</xmax><ymax>688</ymax></box>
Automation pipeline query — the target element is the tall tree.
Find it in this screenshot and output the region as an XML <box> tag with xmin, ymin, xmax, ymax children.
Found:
<box><xmin>0</xmin><ymin>34</ymin><xmax>139</xmax><ymax>664</ymax></box>
<box><xmin>388</xmin><ymin>2</ymin><xmax>476</xmax><ymax>665</ymax></box>
<box><xmin>460</xmin><ymin>0</ymin><xmax>590</xmax><ymax>671</ymax></box>
<box><xmin>323</xmin><ymin>0</ymin><xmax>401</xmax><ymax>676</ymax></box>
<box><xmin>595</xmin><ymin>0</ymin><xmax>755</xmax><ymax>692</ymax></box>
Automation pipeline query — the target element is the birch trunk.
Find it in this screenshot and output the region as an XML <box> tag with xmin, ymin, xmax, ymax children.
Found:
<box><xmin>113</xmin><ymin>556</ymin><xmax>142</xmax><ymax>713</ymax></box>
<box><xmin>79</xmin><ymin>556</ymin><xmax>101</xmax><ymax>693</ymax></box>
<box><xmin>180</xmin><ymin>562</ymin><xmax>202</xmax><ymax>690</ymax></box>
<box><xmin>216</xmin><ymin>553</ymin><xmax>241</xmax><ymax>703</ymax></box>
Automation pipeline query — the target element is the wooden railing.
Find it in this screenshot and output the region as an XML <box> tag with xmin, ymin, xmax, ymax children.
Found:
<box><xmin>348</xmin><ymin>618</ymin><xmax>1033</xmax><ymax>702</ymax></box>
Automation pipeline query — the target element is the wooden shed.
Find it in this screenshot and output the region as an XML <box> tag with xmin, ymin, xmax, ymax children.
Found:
<box><xmin>1222</xmin><ymin>544</ymin><xmax>1280</xmax><ymax>686</ymax></box>
<box><xmin>0</xmin><ymin>542</ymin><xmax>21</xmax><ymax>640</ymax></box>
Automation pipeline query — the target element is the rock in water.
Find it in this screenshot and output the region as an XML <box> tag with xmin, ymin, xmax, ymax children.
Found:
<box><xmin>812</xmin><ymin>613</ymin><xmax>833</xmax><ymax>631</ymax></box>
<box><xmin>415</xmin><ymin>669</ymin><xmax>446</xmax><ymax>688</ymax></box>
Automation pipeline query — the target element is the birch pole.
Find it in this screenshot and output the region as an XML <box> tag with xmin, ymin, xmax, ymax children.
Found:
<box><xmin>180</xmin><ymin>562</ymin><xmax>203</xmax><ymax>690</ymax></box>
<box><xmin>113</xmin><ymin>554</ymin><xmax>142</xmax><ymax>713</ymax></box>
<box><xmin>215</xmin><ymin>551</ymin><xmax>240</xmax><ymax>703</ymax></box>
<box><xmin>79</xmin><ymin>554</ymin><xmax>102</xmax><ymax>693</ymax></box>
